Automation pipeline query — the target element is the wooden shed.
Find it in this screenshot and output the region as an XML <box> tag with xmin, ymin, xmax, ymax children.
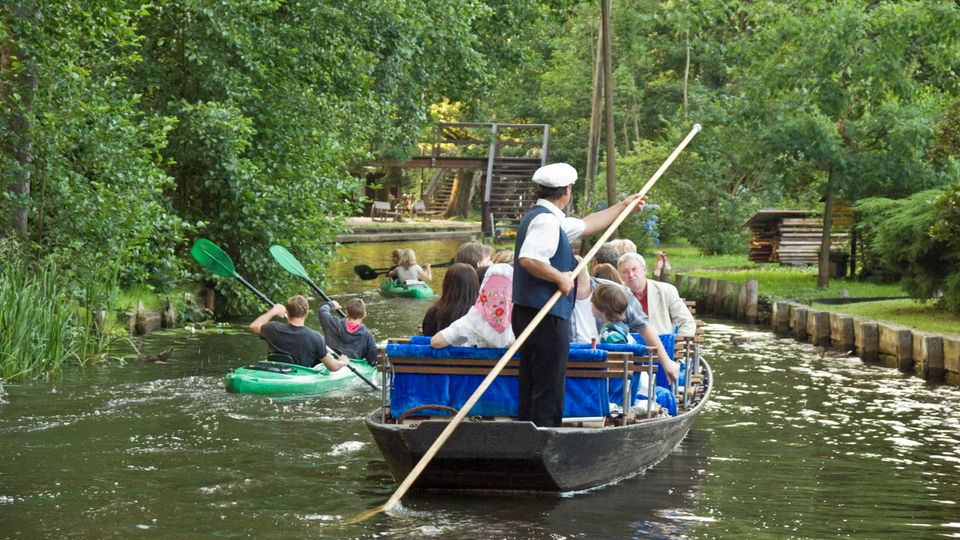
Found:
<box><xmin>743</xmin><ymin>208</ymin><xmax>851</xmax><ymax>266</ymax></box>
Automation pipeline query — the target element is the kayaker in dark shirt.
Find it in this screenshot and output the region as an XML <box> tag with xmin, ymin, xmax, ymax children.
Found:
<box><xmin>318</xmin><ymin>298</ymin><xmax>378</xmax><ymax>366</ymax></box>
<box><xmin>249</xmin><ymin>295</ymin><xmax>348</xmax><ymax>370</ymax></box>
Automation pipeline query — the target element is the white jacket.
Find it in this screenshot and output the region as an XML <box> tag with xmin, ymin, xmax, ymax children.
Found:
<box><xmin>646</xmin><ymin>279</ymin><xmax>696</xmax><ymax>337</ymax></box>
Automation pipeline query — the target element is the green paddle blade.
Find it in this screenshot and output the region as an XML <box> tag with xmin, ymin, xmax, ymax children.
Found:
<box><xmin>269</xmin><ymin>244</ymin><xmax>309</xmax><ymax>279</ymax></box>
<box><xmin>190</xmin><ymin>238</ymin><xmax>238</xmax><ymax>278</ymax></box>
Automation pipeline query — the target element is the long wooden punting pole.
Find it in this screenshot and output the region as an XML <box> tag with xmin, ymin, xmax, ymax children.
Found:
<box><xmin>351</xmin><ymin>124</ymin><xmax>702</xmax><ymax>522</ymax></box>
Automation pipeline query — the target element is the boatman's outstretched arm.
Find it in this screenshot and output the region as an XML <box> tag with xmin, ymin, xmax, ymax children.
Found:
<box><xmin>581</xmin><ymin>194</ymin><xmax>646</xmax><ymax>237</ymax></box>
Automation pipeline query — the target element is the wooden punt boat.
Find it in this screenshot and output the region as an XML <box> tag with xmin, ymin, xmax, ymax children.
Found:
<box><xmin>364</xmin><ymin>341</ymin><xmax>710</xmax><ymax>493</ymax></box>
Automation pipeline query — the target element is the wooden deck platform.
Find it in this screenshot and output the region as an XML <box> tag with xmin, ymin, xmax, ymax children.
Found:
<box><xmin>336</xmin><ymin>217</ymin><xmax>481</xmax><ymax>243</ymax></box>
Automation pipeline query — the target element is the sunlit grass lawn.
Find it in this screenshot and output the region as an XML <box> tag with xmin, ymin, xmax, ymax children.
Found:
<box><xmin>814</xmin><ymin>299</ymin><xmax>960</xmax><ymax>336</ymax></box>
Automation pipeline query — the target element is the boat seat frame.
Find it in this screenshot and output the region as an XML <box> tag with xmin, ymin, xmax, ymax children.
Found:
<box><xmin>378</xmin><ymin>347</ymin><xmax>660</xmax><ymax>426</ymax></box>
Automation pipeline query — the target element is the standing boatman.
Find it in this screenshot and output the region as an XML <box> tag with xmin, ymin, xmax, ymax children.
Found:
<box><xmin>512</xmin><ymin>163</ymin><xmax>648</xmax><ymax>427</ymax></box>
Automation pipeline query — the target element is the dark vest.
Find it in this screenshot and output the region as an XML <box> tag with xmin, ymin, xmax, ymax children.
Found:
<box><xmin>512</xmin><ymin>204</ymin><xmax>577</xmax><ymax>319</ymax></box>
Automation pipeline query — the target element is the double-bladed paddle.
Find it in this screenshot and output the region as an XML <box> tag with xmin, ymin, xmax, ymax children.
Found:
<box><xmin>189</xmin><ymin>238</ymin><xmax>377</xmax><ymax>390</ymax></box>
<box><xmin>269</xmin><ymin>244</ymin><xmax>379</xmax><ymax>391</ymax></box>
<box><xmin>353</xmin><ymin>259</ymin><xmax>454</xmax><ymax>281</ymax></box>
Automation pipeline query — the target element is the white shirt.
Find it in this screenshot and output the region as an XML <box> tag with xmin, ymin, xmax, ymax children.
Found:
<box><xmin>517</xmin><ymin>199</ymin><xmax>586</xmax><ymax>264</ymax></box>
<box><xmin>571</xmin><ymin>297</ymin><xmax>600</xmax><ymax>343</ymax></box>
<box><xmin>394</xmin><ymin>264</ymin><xmax>423</xmax><ymax>282</ymax></box>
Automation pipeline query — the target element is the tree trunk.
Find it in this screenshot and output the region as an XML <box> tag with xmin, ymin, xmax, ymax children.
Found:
<box><xmin>817</xmin><ymin>170</ymin><xmax>836</xmax><ymax>288</ymax></box>
<box><xmin>683</xmin><ymin>29</ymin><xmax>690</xmax><ymax>119</ymax></box>
<box><xmin>447</xmin><ymin>170</ymin><xmax>475</xmax><ymax>218</ymax></box>
<box><xmin>601</xmin><ymin>0</ymin><xmax>617</xmax><ymax>212</ymax></box>
<box><xmin>585</xmin><ymin>22</ymin><xmax>603</xmax><ymax>212</ymax></box>
<box><xmin>1</xmin><ymin>3</ymin><xmax>37</xmax><ymax>237</ymax></box>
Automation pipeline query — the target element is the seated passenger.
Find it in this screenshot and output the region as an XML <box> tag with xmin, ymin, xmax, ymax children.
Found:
<box><xmin>454</xmin><ymin>241</ymin><xmax>493</xmax><ymax>271</ymax></box>
<box><xmin>430</xmin><ymin>263</ymin><xmax>515</xmax><ymax>348</ymax></box>
<box><xmin>385</xmin><ymin>248</ymin><xmax>403</xmax><ymax>279</ymax></box>
<box><xmin>249</xmin><ymin>295</ymin><xmax>348</xmax><ymax>371</ymax></box>
<box><xmin>318</xmin><ymin>298</ymin><xmax>378</xmax><ymax>366</ymax></box>
<box><xmin>393</xmin><ymin>248</ymin><xmax>432</xmax><ymax>284</ymax></box>
<box><xmin>591</xmin><ymin>283</ymin><xmax>637</xmax><ymax>345</ymax></box>
<box><xmin>618</xmin><ymin>252</ymin><xmax>695</xmax><ymax>337</ymax></box>
<box><xmin>592</xmin><ymin>262</ymin><xmax>622</xmax><ymax>284</ymax></box>
<box><xmin>421</xmin><ymin>263</ymin><xmax>480</xmax><ymax>336</ymax></box>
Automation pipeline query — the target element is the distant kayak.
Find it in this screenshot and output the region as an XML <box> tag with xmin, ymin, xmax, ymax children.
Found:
<box><xmin>379</xmin><ymin>278</ymin><xmax>435</xmax><ymax>300</ymax></box>
<box><xmin>225</xmin><ymin>359</ymin><xmax>377</xmax><ymax>396</ymax></box>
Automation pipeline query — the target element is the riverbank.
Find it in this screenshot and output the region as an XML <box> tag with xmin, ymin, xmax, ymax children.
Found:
<box><xmin>665</xmin><ymin>271</ymin><xmax>960</xmax><ymax>386</ymax></box>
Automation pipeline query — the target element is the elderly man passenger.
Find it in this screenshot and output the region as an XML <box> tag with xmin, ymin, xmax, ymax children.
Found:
<box><xmin>617</xmin><ymin>252</ymin><xmax>696</xmax><ymax>337</ymax></box>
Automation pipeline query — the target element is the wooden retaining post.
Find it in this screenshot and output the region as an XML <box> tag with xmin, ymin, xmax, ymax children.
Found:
<box><xmin>856</xmin><ymin>322</ymin><xmax>879</xmax><ymax>362</ymax></box>
<box><xmin>734</xmin><ymin>283</ymin><xmax>747</xmax><ymax>321</ymax></box>
<box><xmin>717</xmin><ymin>281</ymin><xmax>733</xmax><ymax>317</ymax></box>
<box><xmin>702</xmin><ymin>278</ymin><xmax>717</xmax><ymax>315</ymax></box>
<box><xmin>792</xmin><ymin>307</ymin><xmax>808</xmax><ymax>341</ymax></box>
<box><xmin>772</xmin><ymin>301</ymin><xmax>791</xmax><ymax>336</ymax></box>
<box><xmin>915</xmin><ymin>335</ymin><xmax>944</xmax><ymax>381</ymax></box>
<box><xmin>808</xmin><ymin>309</ymin><xmax>830</xmax><ymax>347</ymax></box>
<box><xmin>944</xmin><ymin>336</ymin><xmax>960</xmax><ymax>386</ymax></box>
<box><xmin>744</xmin><ymin>280</ymin><xmax>759</xmax><ymax>324</ymax></box>
<box><xmin>161</xmin><ymin>297</ymin><xmax>177</xmax><ymax>328</ymax></box>
<box><xmin>134</xmin><ymin>300</ymin><xmax>147</xmax><ymax>336</ymax></box>
<box><xmin>878</xmin><ymin>323</ymin><xmax>913</xmax><ymax>372</ymax></box>
<box><xmin>686</xmin><ymin>276</ymin><xmax>701</xmax><ymax>304</ymax></box>
<box><xmin>829</xmin><ymin>313</ymin><xmax>856</xmax><ymax>352</ymax></box>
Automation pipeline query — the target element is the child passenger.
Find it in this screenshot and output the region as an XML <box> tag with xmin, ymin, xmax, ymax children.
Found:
<box><xmin>318</xmin><ymin>298</ymin><xmax>378</xmax><ymax>366</ymax></box>
<box><xmin>591</xmin><ymin>283</ymin><xmax>637</xmax><ymax>345</ymax></box>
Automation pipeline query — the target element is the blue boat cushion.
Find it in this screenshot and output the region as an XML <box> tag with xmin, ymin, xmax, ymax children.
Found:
<box><xmin>387</xmin><ymin>343</ymin><xmax>610</xmax><ymax>418</ymax></box>
<box><xmin>570</xmin><ymin>333</ymin><xmax>678</xmax><ymax>416</ymax></box>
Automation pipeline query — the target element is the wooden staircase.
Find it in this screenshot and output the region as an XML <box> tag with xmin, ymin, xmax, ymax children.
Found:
<box><xmin>483</xmin><ymin>158</ymin><xmax>542</xmax><ymax>235</ymax></box>
<box><xmin>423</xmin><ymin>168</ymin><xmax>456</xmax><ymax>214</ymax></box>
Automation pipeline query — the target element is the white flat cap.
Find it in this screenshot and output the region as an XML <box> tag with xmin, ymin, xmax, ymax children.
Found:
<box><xmin>532</xmin><ymin>163</ymin><xmax>578</xmax><ymax>188</ymax></box>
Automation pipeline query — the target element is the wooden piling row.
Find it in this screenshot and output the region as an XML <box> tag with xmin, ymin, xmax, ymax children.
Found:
<box><xmin>671</xmin><ymin>273</ymin><xmax>959</xmax><ymax>386</ymax></box>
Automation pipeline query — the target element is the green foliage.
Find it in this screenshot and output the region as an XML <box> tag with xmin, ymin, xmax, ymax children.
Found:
<box><xmin>2</xmin><ymin>1</ymin><xmax>190</xmax><ymax>291</ymax></box>
<box><xmin>855</xmin><ymin>190</ymin><xmax>956</xmax><ymax>309</ymax></box>
<box><xmin>931</xmin><ymin>184</ymin><xmax>960</xmax><ymax>314</ymax></box>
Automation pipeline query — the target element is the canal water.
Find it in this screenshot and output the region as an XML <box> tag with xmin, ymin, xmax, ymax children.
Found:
<box><xmin>2</xmin><ymin>241</ymin><xmax>959</xmax><ymax>538</ymax></box>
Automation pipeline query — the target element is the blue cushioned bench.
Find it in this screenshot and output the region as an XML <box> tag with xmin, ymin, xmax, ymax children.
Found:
<box><xmin>385</xmin><ymin>340</ymin><xmax>638</xmax><ymax>423</ymax></box>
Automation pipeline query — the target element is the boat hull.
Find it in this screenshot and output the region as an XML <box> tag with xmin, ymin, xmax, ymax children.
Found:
<box><xmin>225</xmin><ymin>360</ymin><xmax>376</xmax><ymax>396</ymax></box>
<box><xmin>365</xmin><ymin>361</ymin><xmax>711</xmax><ymax>493</ymax></box>
<box><xmin>379</xmin><ymin>279</ymin><xmax>435</xmax><ymax>300</ymax></box>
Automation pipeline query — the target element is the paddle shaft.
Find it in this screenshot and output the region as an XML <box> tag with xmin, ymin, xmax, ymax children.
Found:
<box><xmin>374</xmin><ymin>123</ymin><xmax>701</xmax><ymax>516</ymax></box>
<box><xmin>302</xmin><ymin>275</ymin><xmax>348</xmax><ymax>318</ymax></box>
<box><xmin>355</xmin><ymin>259</ymin><xmax>454</xmax><ymax>280</ymax></box>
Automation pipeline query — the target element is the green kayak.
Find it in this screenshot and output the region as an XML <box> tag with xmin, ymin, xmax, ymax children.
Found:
<box><xmin>379</xmin><ymin>278</ymin><xmax>435</xmax><ymax>300</ymax></box>
<box><xmin>224</xmin><ymin>359</ymin><xmax>377</xmax><ymax>396</ymax></box>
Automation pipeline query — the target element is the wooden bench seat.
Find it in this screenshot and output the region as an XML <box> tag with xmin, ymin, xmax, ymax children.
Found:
<box><xmin>371</xmin><ymin>201</ymin><xmax>403</xmax><ymax>222</ymax></box>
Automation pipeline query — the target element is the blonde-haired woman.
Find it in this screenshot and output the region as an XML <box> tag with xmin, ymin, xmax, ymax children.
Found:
<box><xmin>394</xmin><ymin>248</ymin><xmax>432</xmax><ymax>283</ymax></box>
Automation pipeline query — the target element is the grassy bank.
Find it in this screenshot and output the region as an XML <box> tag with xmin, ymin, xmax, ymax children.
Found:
<box><xmin>644</xmin><ymin>245</ymin><xmax>960</xmax><ymax>335</ymax></box>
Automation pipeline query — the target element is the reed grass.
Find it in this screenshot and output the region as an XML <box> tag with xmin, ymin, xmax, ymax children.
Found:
<box><xmin>0</xmin><ymin>260</ymin><xmax>123</xmax><ymax>382</ymax></box>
